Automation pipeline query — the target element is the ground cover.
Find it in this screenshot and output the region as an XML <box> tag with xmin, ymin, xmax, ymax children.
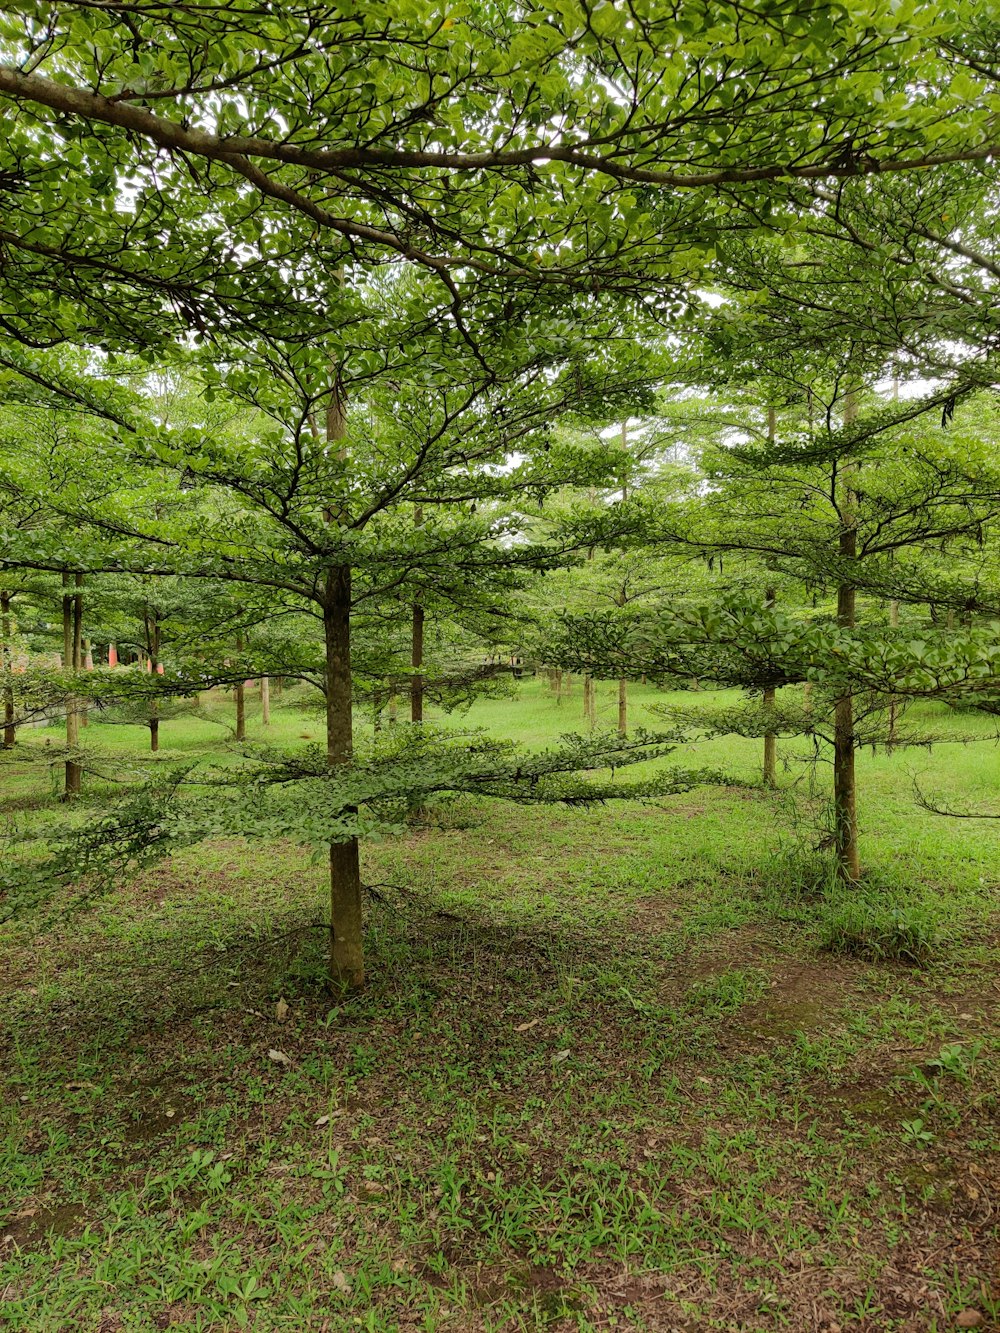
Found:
<box><xmin>1</xmin><ymin>679</ymin><xmax>997</xmax><ymax>1331</ymax></box>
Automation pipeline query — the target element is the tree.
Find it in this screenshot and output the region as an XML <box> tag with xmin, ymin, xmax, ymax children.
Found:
<box><xmin>2</xmin><ymin>274</ymin><xmax>678</xmax><ymax>984</ymax></box>
<box><xmin>0</xmin><ymin>1</ymin><xmax>998</xmax><ymax>360</ymax></box>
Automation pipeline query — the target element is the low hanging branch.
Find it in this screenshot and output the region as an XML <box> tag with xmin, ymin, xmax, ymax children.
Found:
<box><xmin>0</xmin><ymin>725</ymin><xmax>732</xmax><ymax>924</ymax></box>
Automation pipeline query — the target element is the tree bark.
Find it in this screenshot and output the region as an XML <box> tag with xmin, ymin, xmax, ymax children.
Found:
<box><xmin>761</xmin><ymin>406</ymin><xmax>779</xmax><ymax>788</ymax></box>
<box><xmin>584</xmin><ymin>673</ymin><xmax>595</xmax><ymax>728</ymax></box>
<box><xmin>763</xmin><ymin>584</ymin><xmax>777</xmax><ymax>787</ymax></box>
<box><xmin>834</xmin><ymin>391</ymin><xmax>861</xmax><ymax>882</ymax></box>
<box><xmin>411</xmin><ymin>506</ymin><xmax>424</xmax><ymax>723</ymax></box>
<box><xmin>411</xmin><ymin>603</ymin><xmax>424</xmax><ymax>722</ymax></box>
<box><xmin>149</xmin><ymin>619</ymin><xmax>161</xmax><ymax>751</ymax></box>
<box><xmin>261</xmin><ymin>676</ymin><xmax>271</xmax><ymax>726</ymax></box>
<box><xmin>888</xmin><ymin>599</ymin><xmax>900</xmax><ymax>746</ymax></box>
<box><xmin>62</xmin><ymin>573</ymin><xmax>83</xmax><ymax>798</ymax></box>
<box><xmin>1</xmin><ymin>591</ymin><xmax>15</xmax><ymax>749</ymax></box>
<box><xmin>234</xmin><ymin>633</ymin><xmax>246</xmax><ymax>741</ymax></box>
<box><xmin>324</xmin><ymin>569</ymin><xmax>364</xmax><ymax>990</ymax></box>
<box><xmin>323</xmin><ymin>372</ymin><xmax>364</xmax><ymax>990</ymax></box>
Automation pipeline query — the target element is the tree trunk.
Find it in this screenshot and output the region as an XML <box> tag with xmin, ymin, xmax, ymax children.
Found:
<box><xmin>411</xmin><ymin>506</ymin><xmax>424</xmax><ymax>723</ymax></box>
<box><xmin>762</xmin><ymin>408</ymin><xmax>779</xmax><ymax>788</ymax></box>
<box><xmin>763</xmin><ymin>583</ymin><xmax>777</xmax><ymax>787</ymax></box>
<box><xmin>618</xmin><ymin>677</ymin><xmax>627</xmax><ymax>736</ymax></box>
<box><xmin>411</xmin><ymin>603</ymin><xmax>424</xmax><ymax>723</ymax></box>
<box><xmin>324</xmin><ymin>570</ymin><xmax>364</xmax><ymax>990</ymax></box>
<box><xmin>1</xmin><ymin>591</ymin><xmax>15</xmax><ymax>749</ymax></box>
<box><xmin>388</xmin><ymin>689</ymin><xmax>398</xmax><ymax>725</ymax></box>
<box><xmin>149</xmin><ymin>621</ymin><xmax>160</xmax><ymax>752</ymax></box>
<box><xmin>261</xmin><ymin>676</ymin><xmax>271</xmax><ymax>726</ymax></box>
<box><xmin>235</xmin><ymin>634</ymin><xmax>246</xmax><ymax>741</ymax></box>
<box><xmin>584</xmin><ymin>673</ymin><xmax>595</xmax><ymax>728</ymax></box>
<box><xmin>888</xmin><ymin>599</ymin><xmax>900</xmax><ymax>746</ymax></box>
<box><xmin>62</xmin><ymin>573</ymin><xmax>83</xmax><ymax>798</ymax></box>
<box><xmin>834</xmin><ymin>392</ymin><xmax>860</xmax><ymax>882</ymax></box>
<box><xmin>324</xmin><ymin>371</ymin><xmax>364</xmax><ymax>990</ymax></box>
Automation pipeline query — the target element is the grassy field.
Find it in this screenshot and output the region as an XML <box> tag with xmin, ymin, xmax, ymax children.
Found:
<box><xmin>1</xmin><ymin>677</ymin><xmax>998</xmax><ymax>1331</ymax></box>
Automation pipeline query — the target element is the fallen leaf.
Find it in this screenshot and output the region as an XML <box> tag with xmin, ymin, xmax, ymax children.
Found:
<box><xmin>515</xmin><ymin>1019</ymin><xmax>540</xmax><ymax>1032</ymax></box>
<box><xmin>315</xmin><ymin>1114</ymin><xmax>330</xmax><ymax>1127</ymax></box>
<box><xmin>64</xmin><ymin>1081</ymin><xmax>96</xmax><ymax>1091</ymax></box>
<box><xmin>331</xmin><ymin>1270</ymin><xmax>352</xmax><ymax>1293</ymax></box>
<box><xmin>276</xmin><ymin>998</ymin><xmax>289</xmax><ymax>1023</ymax></box>
<box><xmin>268</xmin><ymin>1049</ymin><xmax>293</xmax><ymax>1067</ymax></box>
<box><xmin>552</xmin><ymin>1049</ymin><xmax>571</xmax><ymax>1063</ymax></box>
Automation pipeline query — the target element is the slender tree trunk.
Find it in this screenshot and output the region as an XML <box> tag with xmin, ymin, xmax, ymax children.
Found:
<box><xmin>261</xmin><ymin>676</ymin><xmax>271</xmax><ymax>726</ymax></box>
<box><xmin>149</xmin><ymin>621</ymin><xmax>161</xmax><ymax>752</ymax></box>
<box><xmin>763</xmin><ymin>586</ymin><xmax>777</xmax><ymax>788</ymax></box>
<box><xmin>1</xmin><ymin>591</ymin><xmax>15</xmax><ymax>749</ymax></box>
<box><xmin>324</xmin><ymin>570</ymin><xmax>364</xmax><ymax>989</ymax></box>
<box><xmin>834</xmin><ymin>391</ymin><xmax>860</xmax><ymax>881</ymax></box>
<box><xmin>584</xmin><ymin>673</ymin><xmax>595</xmax><ymax>728</ymax></box>
<box><xmin>79</xmin><ymin>635</ymin><xmax>91</xmax><ymax>728</ymax></box>
<box><xmin>411</xmin><ymin>603</ymin><xmax>424</xmax><ymax>723</ymax></box>
<box><xmin>62</xmin><ymin>573</ymin><xmax>83</xmax><ymax>798</ymax></box>
<box><xmin>235</xmin><ymin>634</ymin><xmax>246</xmax><ymax>741</ymax></box>
<box><xmin>324</xmin><ymin>374</ymin><xmax>364</xmax><ymax>990</ymax></box>
<box><xmin>555</xmin><ymin>668</ymin><xmax>563</xmax><ymax>705</ymax></box>
<box><xmin>388</xmin><ymin>689</ymin><xmax>398</xmax><ymax>725</ymax></box>
<box><xmin>615</xmin><ymin>572</ymin><xmax>628</xmax><ymax>735</ymax></box>
<box><xmin>411</xmin><ymin>506</ymin><xmax>424</xmax><ymax>723</ymax></box>
<box><xmin>888</xmin><ymin>599</ymin><xmax>900</xmax><ymax>746</ymax></box>
<box><xmin>761</xmin><ymin>406</ymin><xmax>779</xmax><ymax>788</ymax></box>
<box><xmin>74</xmin><ymin>576</ymin><xmax>89</xmax><ymax>730</ymax></box>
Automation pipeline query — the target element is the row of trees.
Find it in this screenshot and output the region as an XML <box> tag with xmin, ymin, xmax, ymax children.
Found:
<box><xmin>2</xmin><ymin>2</ymin><xmax>1000</xmax><ymax>987</ymax></box>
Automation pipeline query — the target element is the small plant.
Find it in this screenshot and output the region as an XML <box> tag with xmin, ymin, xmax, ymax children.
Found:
<box><xmin>923</xmin><ymin>1040</ymin><xmax>983</xmax><ymax>1083</ymax></box>
<box><xmin>686</xmin><ymin>967</ymin><xmax>771</xmax><ymax>1015</ymax></box>
<box><xmin>900</xmin><ymin>1116</ymin><xmax>936</xmax><ymax>1147</ymax></box>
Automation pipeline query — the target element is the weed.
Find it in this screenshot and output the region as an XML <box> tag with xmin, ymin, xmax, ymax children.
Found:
<box><xmin>819</xmin><ymin>895</ymin><xmax>941</xmax><ymax>964</ymax></box>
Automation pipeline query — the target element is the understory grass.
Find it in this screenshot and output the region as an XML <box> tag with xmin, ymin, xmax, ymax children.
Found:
<box><xmin>1</xmin><ymin>677</ymin><xmax>998</xmax><ymax>1330</ymax></box>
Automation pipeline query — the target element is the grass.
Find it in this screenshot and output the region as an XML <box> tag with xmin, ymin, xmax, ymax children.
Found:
<box><xmin>1</xmin><ymin>675</ymin><xmax>998</xmax><ymax>1330</ymax></box>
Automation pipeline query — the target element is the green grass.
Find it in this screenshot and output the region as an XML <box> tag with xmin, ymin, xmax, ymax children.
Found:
<box><xmin>1</xmin><ymin>676</ymin><xmax>998</xmax><ymax>1330</ymax></box>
